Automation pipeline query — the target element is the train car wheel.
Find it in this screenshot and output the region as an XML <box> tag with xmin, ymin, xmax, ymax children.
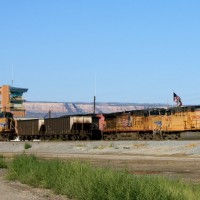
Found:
<box><xmin>71</xmin><ymin>135</ymin><xmax>79</xmax><ymax>141</ymax></box>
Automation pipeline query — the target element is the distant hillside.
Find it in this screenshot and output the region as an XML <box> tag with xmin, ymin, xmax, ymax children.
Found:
<box><xmin>24</xmin><ymin>101</ymin><xmax>168</xmax><ymax>118</ymax></box>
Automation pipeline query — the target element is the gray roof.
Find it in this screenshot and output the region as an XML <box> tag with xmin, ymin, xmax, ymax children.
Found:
<box><xmin>10</xmin><ymin>86</ymin><xmax>28</xmax><ymax>93</ymax></box>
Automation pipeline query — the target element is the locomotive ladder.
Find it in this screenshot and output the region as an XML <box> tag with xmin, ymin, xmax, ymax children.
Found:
<box><xmin>153</xmin><ymin>125</ymin><xmax>162</xmax><ymax>138</ymax></box>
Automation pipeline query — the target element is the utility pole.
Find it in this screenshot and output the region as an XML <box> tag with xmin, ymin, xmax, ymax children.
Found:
<box><xmin>93</xmin><ymin>96</ymin><xmax>96</xmax><ymax>114</ymax></box>
<box><xmin>93</xmin><ymin>72</ymin><xmax>96</xmax><ymax>114</ymax></box>
<box><xmin>48</xmin><ymin>110</ymin><xmax>51</xmax><ymax>118</ymax></box>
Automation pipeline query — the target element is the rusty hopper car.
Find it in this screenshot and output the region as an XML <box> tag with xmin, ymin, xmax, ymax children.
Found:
<box><xmin>43</xmin><ymin>115</ymin><xmax>93</xmax><ymax>140</ymax></box>
<box><xmin>15</xmin><ymin>119</ymin><xmax>44</xmax><ymax>140</ymax></box>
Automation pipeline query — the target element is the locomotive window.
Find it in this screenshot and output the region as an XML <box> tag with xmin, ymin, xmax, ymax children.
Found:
<box><xmin>166</xmin><ymin>110</ymin><xmax>175</xmax><ymax>115</ymax></box>
<box><xmin>0</xmin><ymin>112</ymin><xmax>13</xmax><ymax>118</ymax></box>
<box><xmin>105</xmin><ymin>116</ymin><xmax>116</xmax><ymax>120</ymax></box>
<box><xmin>150</xmin><ymin>110</ymin><xmax>159</xmax><ymax>115</ymax></box>
<box><xmin>159</xmin><ymin>110</ymin><xmax>166</xmax><ymax>115</ymax></box>
<box><xmin>144</xmin><ymin>112</ymin><xmax>149</xmax><ymax>117</ymax></box>
<box><xmin>191</xmin><ymin>108</ymin><xmax>195</xmax><ymax>112</ymax></box>
<box><xmin>166</xmin><ymin>111</ymin><xmax>171</xmax><ymax>116</ymax></box>
<box><xmin>133</xmin><ymin>112</ymin><xmax>143</xmax><ymax>116</ymax></box>
<box><xmin>171</xmin><ymin>110</ymin><xmax>175</xmax><ymax>115</ymax></box>
<box><xmin>5</xmin><ymin>113</ymin><xmax>13</xmax><ymax>118</ymax></box>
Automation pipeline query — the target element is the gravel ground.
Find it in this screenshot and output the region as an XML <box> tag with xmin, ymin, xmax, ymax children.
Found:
<box><xmin>1</xmin><ymin>140</ymin><xmax>200</xmax><ymax>156</ymax></box>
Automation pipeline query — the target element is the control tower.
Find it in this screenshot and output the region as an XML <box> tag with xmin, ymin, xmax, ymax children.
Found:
<box><xmin>0</xmin><ymin>85</ymin><xmax>28</xmax><ymax>117</ymax></box>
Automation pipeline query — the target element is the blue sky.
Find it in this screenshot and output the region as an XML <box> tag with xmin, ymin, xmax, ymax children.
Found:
<box><xmin>0</xmin><ymin>1</ymin><xmax>200</xmax><ymax>105</ymax></box>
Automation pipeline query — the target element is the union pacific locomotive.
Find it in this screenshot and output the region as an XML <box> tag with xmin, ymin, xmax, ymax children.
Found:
<box><xmin>1</xmin><ymin>105</ymin><xmax>200</xmax><ymax>141</ymax></box>
<box><xmin>0</xmin><ymin>112</ymin><xmax>15</xmax><ymax>141</ymax></box>
<box><xmin>102</xmin><ymin>106</ymin><xmax>200</xmax><ymax>140</ymax></box>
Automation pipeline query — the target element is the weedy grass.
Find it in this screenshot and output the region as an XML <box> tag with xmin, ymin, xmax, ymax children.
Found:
<box><xmin>7</xmin><ymin>154</ymin><xmax>200</xmax><ymax>200</ymax></box>
<box><xmin>93</xmin><ymin>145</ymin><xmax>105</xmax><ymax>150</ymax></box>
<box><xmin>0</xmin><ymin>155</ymin><xmax>7</xmax><ymax>168</ymax></box>
<box><xmin>24</xmin><ymin>143</ymin><xmax>32</xmax><ymax>149</ymax></box>
<box><xmin>76</xmin><ymin>144</ymin><xmax>87</xmax><ymax>147</ymax></box>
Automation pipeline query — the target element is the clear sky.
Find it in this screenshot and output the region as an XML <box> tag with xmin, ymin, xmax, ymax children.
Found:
<box><xmin>0</xmin><ymin>0</ymin><xmax>200</xmax><ymax>105</ymax></box>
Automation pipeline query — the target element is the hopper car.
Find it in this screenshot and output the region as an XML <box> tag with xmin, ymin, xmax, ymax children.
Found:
<box><xmin>15</xmin><ymin>115</ymin><xmax>102</xmax><ymax>141</ymax></box>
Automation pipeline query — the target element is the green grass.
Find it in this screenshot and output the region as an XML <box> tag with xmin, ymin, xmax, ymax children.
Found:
<box><xmin>0</xmin><ymin>155</ymin><xmax>7</xmax><ymax>168</ymax></box>
<box><xmin>7</xmin><ymin>154</ymin><xmax>200</xmax><ymax>200</ymax></box>
<box><xmin>24</xmin><ymin>143</ymin><xmax>32</xmax><ymax>149</ymax></box>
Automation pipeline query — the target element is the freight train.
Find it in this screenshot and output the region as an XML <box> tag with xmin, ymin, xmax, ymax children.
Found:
<box><xmin>1</xmin><ymin>105</ymin><xmax>200</xmax><ymax>141</ymax></box>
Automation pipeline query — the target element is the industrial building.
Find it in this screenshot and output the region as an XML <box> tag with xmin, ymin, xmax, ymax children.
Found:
<box><xmin>0</xmin><ymin>85</ymin><xmax>28</xmax><ymax>117</ymax></box>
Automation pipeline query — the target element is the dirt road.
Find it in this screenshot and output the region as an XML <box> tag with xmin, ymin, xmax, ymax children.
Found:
<box><xmin>0</xmin><ymin>169</ymin><xmax>68</xmax><ymax>200</ymax></box>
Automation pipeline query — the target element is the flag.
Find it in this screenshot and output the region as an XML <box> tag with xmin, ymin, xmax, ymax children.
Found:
<box><xmin>121</xmin><ymin>115</ymin><xmax>132</xmax><ymax>127</ymax></box>
<box><xmin>173</xmin><ymin>92</ymin><xmax>182</xmax><ymax>106</ymax></box>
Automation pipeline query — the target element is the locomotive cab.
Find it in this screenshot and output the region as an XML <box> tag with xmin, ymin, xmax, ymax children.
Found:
<box><xmin>0</xmin><ymin>111</ymin><xmax>15</xmax><ymax>141</ymax></box>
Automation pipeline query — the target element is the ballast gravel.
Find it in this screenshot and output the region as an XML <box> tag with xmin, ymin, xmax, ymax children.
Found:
<box><xmin>0</xmin><ymin>140</ymin><xmax>200</xmax><ymax>157</ymax></box>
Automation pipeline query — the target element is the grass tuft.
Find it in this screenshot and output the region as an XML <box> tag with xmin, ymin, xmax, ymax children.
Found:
<box><xmin>7</xmin><ymin>154</ymin><xmax>200</xmax><ymax>200</ymax></box>
<box><xmin>24</xmin><ymin>143</ymin><xmax>32</xmax><ymax>149</ymax></box>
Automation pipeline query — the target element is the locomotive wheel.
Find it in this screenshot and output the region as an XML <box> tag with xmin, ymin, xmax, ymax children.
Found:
<box><xmin>166</xmin><ymin>135</ymin><xmax>175</xmax><ymax>140</ymax></box>
<box><xmin>103</xmin><ymin>135</ymin><xmax>109</xmax><ymax>140</ymax></box>
<box><xmin>111</xmin><ymin>134</ymin><xmax>117</xmax><ymax>140</ymax></box>
<box><xmin>85</xmin><ymin>135</ymin><xmax>91</xmax><ymax>140</ymax></box>
<box><xmin>71</xmin><ymin>135</ymin><xmax>79</xmax><ymax>141</ymax></box>
<box><xmin>0</xmin><ymin>135</ymin><xmax>5</xmax><ymax>141</ymax></box>
<box><xmin>153</xmin><ymin>134</ymin><xmax>162</xmax><ymax>140</ymax></box>
<box><xmin>138</xmin><ymin>134</ymin><xmax>145</xmax><ymax>140</ymax></box>
<box><xmin>146</xmin><ymin>134</ymin><xmax>153</xmax><ymax>140</ymax></box>
<box><xmin>174</xmin><ymin>135</ymin><xmax>180</xmax><ymax>140</ymax></box>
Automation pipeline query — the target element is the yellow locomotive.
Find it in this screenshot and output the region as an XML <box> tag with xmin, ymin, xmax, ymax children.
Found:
<box><xmin>102</xmin><ymin>106</ymin><xmax>200</xmax><ymax>140</ymax></box>
<box><xmin>162</xmin><ymin>106</ymin><xmax>200</xmax><ymax>139</ymax></box>
<box><xmin>0</xmin><ymin>112</ymin><xmax>15</xmax><ymax>141</ymax></box>
<box><xmin>102</xmin><ymin>108</ymin><xmax>164</xmax><ymax>140</ymax></box>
